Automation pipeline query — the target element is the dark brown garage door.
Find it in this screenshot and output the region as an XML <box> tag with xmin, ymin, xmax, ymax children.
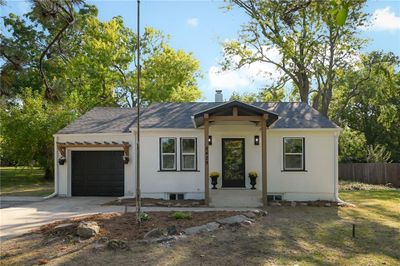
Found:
<box><xmin>71</xmin><ymin>151</ymin><xmax>124</xmax><ymax>196</ymax></box>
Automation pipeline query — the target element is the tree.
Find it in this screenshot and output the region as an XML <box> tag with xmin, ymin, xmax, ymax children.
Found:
<box><xmin>223</xmin><ymin>0</ymin><xmax>367</xmax><ymax>116</ymax></box>
<box><xmin>0</xmin><ymin>89</ymin><xmax>73</xmax><ymax>179</ymax></box>
<box><xmin>229</xmin><ymin>87</ymin><xmax>284</xmax><ymax>103</ymax></box>
<box><xmin>331</xmin><ymin>51</ymin><xmax>400</xmax><ymax>162</ymax></box>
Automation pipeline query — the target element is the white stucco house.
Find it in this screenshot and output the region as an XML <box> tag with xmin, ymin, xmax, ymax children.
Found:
<box><xmin>54</xmin><ymin>91</ymin><xmax>341</xmax><ymax>207</ymax></box>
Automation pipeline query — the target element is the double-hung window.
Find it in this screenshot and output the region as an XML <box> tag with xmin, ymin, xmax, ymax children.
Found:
<box><xmin>180</xmin><ymin>138</ymin><xmax>197</xmax><ymax>171</ymax></box>
<box><xmin>160</xmin><ymin>137</ymin><xmax>177</xmax><ymax>171</ymax></box>
<box><xmin>283</xmin><ymin>137</ymin><xmax>305</xmax><ymax>171</ymax></box>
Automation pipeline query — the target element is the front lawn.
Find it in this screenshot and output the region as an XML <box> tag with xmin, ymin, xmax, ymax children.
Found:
<box><xmin>0</xmin><ymin>167</ymin><xmax>54</xmax><ymax>196</ymax></box>
<box><xmin>1</xmin><ymin>189</ymin><xmax>399</xmax><ymax>265</ymax></box>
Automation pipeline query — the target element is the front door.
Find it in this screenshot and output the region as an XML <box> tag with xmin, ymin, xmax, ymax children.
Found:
<box><xmin>222</xmin><ymin>138</ymin><xmax>245</xmax><ymax>187</ymax></box>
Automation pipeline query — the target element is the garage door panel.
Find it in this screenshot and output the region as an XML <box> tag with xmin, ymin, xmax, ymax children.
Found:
<box><xmin>71</xmin><ymin>151</ymin><xmax>124</xmax><ymax>196</ymax></box>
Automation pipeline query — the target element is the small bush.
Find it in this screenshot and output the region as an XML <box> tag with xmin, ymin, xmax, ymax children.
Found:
<box><xmin>173</xmin><ymin>211</ymin><xmax>192</xmax><ymax>220</ymax></box>
<box><xmin>139</xmin><ymin>212</ymin><xmax>151</xmax><ymax>221</ymax></box>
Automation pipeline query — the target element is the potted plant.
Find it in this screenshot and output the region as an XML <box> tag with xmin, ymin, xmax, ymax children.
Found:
<box><xmin>248</xmin><ymin>171</ymin><xmax>257</xmax><ymax>189</ymax></box>
<box><xmin>210</xmin><ymin>171</ymin><xmax>219</xmax><ymax>189</ymax></box>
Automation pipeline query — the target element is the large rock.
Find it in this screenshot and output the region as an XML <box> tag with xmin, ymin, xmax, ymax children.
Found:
<box><xmin>216</xmin><ymin>215</ymin><xmax>254</xmax><ymax>225</ymax></box>
<box><xmin>143</xmin><ymin>228</ymin><xmax>167</xmax><ymax>239</ymax></box>
<box><xmin>54</xmin><ymin>223</ymin><xmax>75</xmax><ymax>232</ymax></box>
<box><xmin>77</xmin><ymin>221</ymin><xmax>99</xmax><ymax>238</ymax></box>
<box><xmin>184</xmin><ymin>222</ymin><xmax>220</xmax><ymax>235</ymax></box>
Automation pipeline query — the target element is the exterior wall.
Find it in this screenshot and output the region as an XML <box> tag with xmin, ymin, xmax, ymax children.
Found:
<box><xmin>54</xmin><ymin>133</ymin><xmax>135</xmax><ymax>197</ymax></box>
<box><xmin>267</xmin><ymin>130</ymin><xmax>336</xmax><ymax>201</ymax></box>
<box><xmin>139</xmin><ymin>129</ymin><xmax>204</xmax><ymax>200</ymax></box>
<box><xmin>55</xmin><ymin>127</ymin><xmax>338</xmax><ymax>202</ymax></box>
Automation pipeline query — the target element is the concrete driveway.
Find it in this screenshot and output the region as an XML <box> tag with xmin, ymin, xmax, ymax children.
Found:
<box><xmin>0</xmin><ymin>197</ymin><xmax>125</xmax><ymax>241</ymax></box>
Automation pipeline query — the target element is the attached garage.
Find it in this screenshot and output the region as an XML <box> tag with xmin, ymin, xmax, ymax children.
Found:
<box><xmin>71</xmin><ymin>151</ymin><xmax>124</xmax><ymax>196</ymax></box>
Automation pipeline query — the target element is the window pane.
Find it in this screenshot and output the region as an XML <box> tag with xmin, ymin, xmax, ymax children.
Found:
<box><xmin>182</xmin><ymin>155</ymin><xmax>195</xmax><ymax>169</ymax></box>
<box><xmin>284</xmin><ymin>138</ymin><xmax>303</xmax><ymax>153</ymax></box>
<box><xmin>182</xmin><ymin>138</ymin><xmax>195</xmax><ymax>153</ymax></box>
<box><xmin>177</xmin><ymin>194</ymin><xmax>184</xmax><ymax>200</ymax></box>
<box><xmin>162</xmin><ymin>138</ymin><xmax>175</xmax><ymax>153</ymax></box>
<box><xmin>285</xmin><ymin>154</ymin><xmax>302</xmax><ymax>169</ymax></box>
<box><xmin>162</xmin><ymin>155</ymin><xmax>175</xmax><ymax>169</ymax></box>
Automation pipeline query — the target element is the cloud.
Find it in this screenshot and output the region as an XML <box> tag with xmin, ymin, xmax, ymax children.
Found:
<box><xmin>208</xmin><ymin>47</ymin><xmax>282</xmax><ymax>91</ymax></box>
<box><xmin>186</xmin><ymin>18</ymin><xmax>199</xmax><ymax>28</ymax></box>
<box><xmin>366</xmin><ymin>7</ymin><xmax>400</xmax><ymax>31</ymax></box>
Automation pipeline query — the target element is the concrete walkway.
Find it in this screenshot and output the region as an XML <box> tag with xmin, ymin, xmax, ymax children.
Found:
<box><xmin>0</xmin><ymin>197</ymin><xmax>256</xmax><ymax>241</ymax></box>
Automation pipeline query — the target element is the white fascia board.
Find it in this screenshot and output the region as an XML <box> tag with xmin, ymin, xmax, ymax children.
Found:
<box><xmin>53</xmin><ymin>132</ymin><xmax>131</xmax><ymax>137</ymax></box>
<box><xmin>269</xmin><ymin>127</ymin><xmax>342</xmax><ymax>132</ymax></box>
<box><xmin>129</xmin><ymin>128</ymin><xmax>200</xmax><ymax>132</ymax></box>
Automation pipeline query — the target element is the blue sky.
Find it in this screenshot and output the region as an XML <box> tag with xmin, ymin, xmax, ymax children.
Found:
<box><xmin>2</xmin><ymin>0</ymin><xmax>400</xmax><ymax>101</ymax></box>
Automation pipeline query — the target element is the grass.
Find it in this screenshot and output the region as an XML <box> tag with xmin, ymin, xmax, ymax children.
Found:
<box><xmin>339</xmin><ymin>180</ymin><xmax>396</xmax><ymax>191</ymax></box>
<box><xmin>0</xmin><ymin>167</ymin><xmax>54</xmax><ymax>196</ymax></box>
<box><xmin>173</xmin><ymin>211</ymin><xmax>193</xmax><ymax>220</ymax></box>
<box><xmin>1</xmin><ymin>188</ymin><xmax>399</xmax><ymax>265</ymax></box>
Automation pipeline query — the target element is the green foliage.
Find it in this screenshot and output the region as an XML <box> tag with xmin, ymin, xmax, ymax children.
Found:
<box><xmin>210</xmin><ymin>171</ymin><xmax>220</xmax><ymax>178</ymax></box>
<box><xmin>366</xmin><ymin>145</ymin><xmax>392</xmax><ymax>163</ymax></box>
<box><xmin>139</xmin><ymin>212</ymin><xmax>151</xmax><ymax>221</ymax></box>
<box><xmin>0</xmin><ymin>89</ymin><xmax>74</xmax><ymax>178</ymax></box>
<box><xmin>331</xmin><ymin>51</ymin><xmax>400</xmax><ymax>162</ymax></box>
<box><xmin>229</xmin><ymin>87</ymin><xmax>284</xmax><ymax>103</ymax></box>
<box><xmin>248</xmin><ymin>171</ymin><xmax>257</xmax><ymax>178</ymax></box>
<box><xmin>224</xmin><ymin>0</ymin><xmax>367</xmax><ymax>116</ymax></box>
<box><xmin>173</xmin><ymin>211</ymin><xmax>192</xmax><ymax>220</ymax></box>
<box><xmin>339</xmin><ymin>127</ymin><xmax>367</xmax><ymax>162</ymax></box>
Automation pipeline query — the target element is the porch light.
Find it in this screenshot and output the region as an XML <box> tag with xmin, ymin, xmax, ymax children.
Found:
<box><xmin>208</xmin><ymin>135</ymin><xmax>212</xmax><ymax>145</ymax></box>
<box><xmin>123</xmin><ymin>155</ymin><xmax>129</xmax><ymax>164</ymax></box>
<box><xmin>254</xmin><ymin>135</ymin><xmax>260</xmax><ymax>145</ymax></box>
<box><xmin>58</xmin><ymin>156</ymin><xmax>66</xmax><ymax>165</ymax></box>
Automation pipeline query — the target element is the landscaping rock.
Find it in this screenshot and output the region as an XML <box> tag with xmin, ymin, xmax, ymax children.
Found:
<box><xmin>217</xmin><ymin>215</ymin><xmax>253</xmax><ymax>225</ymax></box>
<box><xmin>54</xmin><ymin>223</ymin><xmax>75</xmax><ymax>232</ymax></box>
<box><xmin>300</xmin><ymin>202</ymin><xmax>308</xmax><ymax>206</ymax></box>
<box><xmin>184</xmin><ymin>222</ymin><xmax>220</xmax><ymax>235</ymax></box>
<box><xmin>155</xmin><ymin>236</ymin><xmax>175</xmax><ymax>243</ymax></box>
<box><xmin>143</xmin><ymin>228</ymin><xmax>167</xmax><ymax>239</ymax></box>
<box><xmin>76</xmin><ymin>221</ymin><xmax>99</xmax><ymax>239</ymax></box>
<box><xmin>291</xmin><ymin>201</ymin><xmax>297</xmax><ymax>207</ymax></box>
<box><xmin>252</xmin><ymin>210</ymin><xmax>267</xmax><ymax>216</ymax></box>
<box><xmin>167</xmin><ymin>225</ymin><xmax>178</xmax><ymax>235</ymax></box>
<box><xmin>324</xmin><ymin>203</ymin><xmax>331</xmax><ymax>207</ymax></box>
<box><xmin>240</xmin><ymin>220</ymin><xmax>254</xmax><ymax>227</ymax></box>
<box><xmin>244</xmin><ymin>212</ymin><xmax>257</xmax><ymax>219</ymax></box>
<box><xmin>107</xmin><ymin>239</ymin><xmax>129</xmax><ymax>250</ymax></box>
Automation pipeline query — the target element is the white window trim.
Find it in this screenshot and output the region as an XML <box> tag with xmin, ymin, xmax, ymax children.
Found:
<box><xmin>283</xmin><ymin>137</ymin><xmax>305</xmax><ymax>171</ymax></box>
<box><xmin>180</xmin><ymin>137</ymin><xmax>197</xmax><ymax>171</ymax></box>
<box><xmin>160</xmin><ymin>137</ymin><xmax>177</xmax><ymax>171</ymax></box>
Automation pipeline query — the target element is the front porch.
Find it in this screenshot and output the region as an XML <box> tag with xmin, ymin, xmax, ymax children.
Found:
<box><xmin>192</xmin><ymin>101</ymin><xmax>279</xmax><ymax>207</ymax></box>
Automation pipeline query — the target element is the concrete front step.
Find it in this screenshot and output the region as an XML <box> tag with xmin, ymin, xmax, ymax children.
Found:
<box><xmin>209</xmin><ymin>189</ymin><xmax>263</xmax><ymax>207</ymax></box>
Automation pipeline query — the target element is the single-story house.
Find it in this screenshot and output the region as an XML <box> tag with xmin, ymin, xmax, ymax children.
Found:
<box><xmin>54</xmin><ymin>91</ymin><xmax>341</xmax><ymax>207</ymax></box>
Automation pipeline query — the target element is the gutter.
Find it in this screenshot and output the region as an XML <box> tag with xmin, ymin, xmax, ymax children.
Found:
<box><xmin>44</xmin><ymin>135</ymin><xmax>59</xmax><ymax>199</ymax></box>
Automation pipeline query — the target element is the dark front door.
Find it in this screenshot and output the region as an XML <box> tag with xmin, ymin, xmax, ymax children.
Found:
<box><xmin>71</xmin><ymin>151</ymin><xmax>124</xmax><ymax>196</ymax></box>
<box><xmin>222</xmin><ymin>138</ymin><xmax>245</xmax><ymax>187</ymax></box>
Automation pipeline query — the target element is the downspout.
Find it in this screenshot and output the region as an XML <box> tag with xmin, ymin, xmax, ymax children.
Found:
<box><xmin>44</xmin><ymin>135</ymin><xmax>59</xmax><ymax>199</ymax></box>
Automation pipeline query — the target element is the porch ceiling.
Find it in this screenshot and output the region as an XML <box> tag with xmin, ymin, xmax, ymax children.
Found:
<box><xmin>192</xmin><ymin>100</ymin><xmax>278</xmax><ymax>128</ymax></box>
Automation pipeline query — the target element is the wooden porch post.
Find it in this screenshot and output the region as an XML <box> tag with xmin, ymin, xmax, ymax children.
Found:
<box><xmin>204</xmin><ymin>114</ymin><xmax>210</xmax><ymax>205</ymax></box>
<box><xmin>261</xmin><ymin>114</ymin><xmax>268</xmax><ymax>206</ymax></box>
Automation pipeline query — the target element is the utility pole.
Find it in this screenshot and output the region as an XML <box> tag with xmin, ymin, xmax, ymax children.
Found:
<box><xmin>135</xmin><ymin>0</ymin><xmax>141</xmax><ymax>224</ymax></box>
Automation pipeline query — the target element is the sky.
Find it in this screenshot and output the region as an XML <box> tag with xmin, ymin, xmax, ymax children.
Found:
<box><xmin>2</xmin><ymin>0</ymin><xmax>400</xmax><ymax>101</ymax></box>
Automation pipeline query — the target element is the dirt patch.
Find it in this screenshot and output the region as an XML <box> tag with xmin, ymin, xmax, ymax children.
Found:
<box><xmin>103</xmin><ymin>198</ymin><xmax>205</xmax><ymax>207</ymax></box>
<box><xmin>36</xmin><ymin>211</ymin><xmax>241</xmax><ymax>240</ymax></box>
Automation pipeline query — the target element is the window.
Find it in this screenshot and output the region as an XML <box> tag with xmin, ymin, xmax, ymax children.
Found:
<box><xmin>267</xmin><ymin>195</ymin><xmax>283</xmax><ymax>201</ymax></box>
<box><xmin>283</xmin><ymin>137</ymin><xmax>305</xmax><ymax>171</ymax></box>
<box><xmin>180</xmin><ymin>138</ymin><xmax>197</xmax><ymax>170</ymax></box>
<box><xmin>160</xmin><ymin>138</ymin><xmax>177</xmax><ymax>170</ymax></box>
<box><xmin>169</xmin><ymin>193</ymin><xmax>184</xmax><ymax>200</ymax></box>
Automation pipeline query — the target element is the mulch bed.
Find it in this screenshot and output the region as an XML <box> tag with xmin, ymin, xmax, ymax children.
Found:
<box><xmin>36</xmin><ymin>211</ymin><xmax>242</xmax><ymax>240</ymax></box>
<box><xmin>103</xmin><ymin>198</ymin><xmax>206</xmax><ymax>207</ymax></box>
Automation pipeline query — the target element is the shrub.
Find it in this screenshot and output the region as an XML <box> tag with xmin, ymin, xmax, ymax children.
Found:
<box><xmin>248</xmin><ymin>171</ymin><xmax>258</xmax><ymax>178</ymax></box>
<box><xmin>139</xmin><ymin>212</ymin><xmax>151</xmax><ymax>221</ymax></box>
<box><xmin>210</xmin><ymin>171</ymin><xmax>219</xmax><ymax>178</ymax></box>
<box><xmin>173</xmin><ymin>211</ymin><xmax>192</xmax><ymax>220</ymax></box>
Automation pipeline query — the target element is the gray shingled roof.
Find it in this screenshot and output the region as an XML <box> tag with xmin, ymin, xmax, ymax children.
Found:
<box><xmin>56</xmin><ymin>102</ymin><xmax>339</xmax><ymax>134</ymax></box>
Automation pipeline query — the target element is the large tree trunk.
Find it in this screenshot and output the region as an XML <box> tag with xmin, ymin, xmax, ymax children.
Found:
<box><xmin>44</xmin><ymin>167</ymin><xmax>53</xmax><ymax>181</ymax></box>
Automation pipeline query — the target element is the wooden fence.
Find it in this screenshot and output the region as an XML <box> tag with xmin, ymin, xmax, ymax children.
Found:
<box><xmin>339</xmin><ymin>163</ymin><xmax>400</xmax><ymax>187</ymax></box>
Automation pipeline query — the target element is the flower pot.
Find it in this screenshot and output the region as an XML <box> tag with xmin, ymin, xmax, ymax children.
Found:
<box><xmin>210</xmin><ymin>176</ymin><xmax>218</xmax><ymax>189</ymax></box>
<box><xmin>249</xmin><ymin>176</ymin><xmax>257</xmax><ymax>189</ymax></box>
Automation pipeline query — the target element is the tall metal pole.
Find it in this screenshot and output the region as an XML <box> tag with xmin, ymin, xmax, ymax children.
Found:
<box><xmin>135</xmin><ymin>0</ymin><xmax>141</xmax><ymax>223</ymax></box>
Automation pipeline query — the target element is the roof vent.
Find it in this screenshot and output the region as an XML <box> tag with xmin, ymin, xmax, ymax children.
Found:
<box><xmin>215</xmin><ymin>90</ymin><xmax>223</xmax><ymax>102</ymax></box>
